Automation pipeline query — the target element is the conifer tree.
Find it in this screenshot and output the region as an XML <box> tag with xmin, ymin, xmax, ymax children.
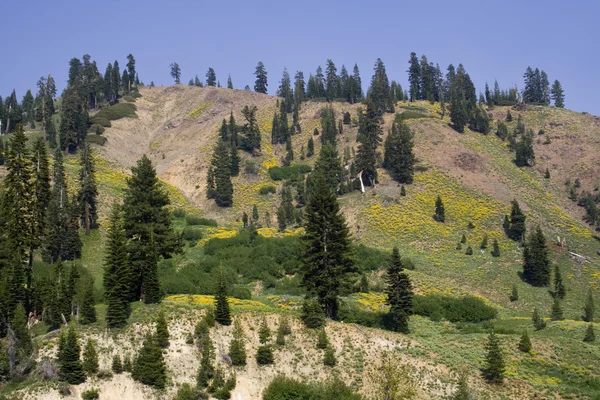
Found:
<box><xmin>228</xmin><ymin>319</ymin><xmax>247</xmax><ymax>366</ymax></box>
<box><xmin>508</xmin><ymin>200</ymin><xmax>526</xmax><ymax>242</ymax></box>
<box><xmin>212</xmin><ymin>140</ymin><xmax>233</xmax><ymax>207</ymax></box>
<box><xmin>319</xmin><ymin>106</ymin><xmax>337</xmax><ymax>145</ymax></box>
<box><xmin>383</xmin><ymin>119</ymin><xmax>415</xmax><ymax>184</ymax></box>
<box><xmin>545</xmin><ymin>168</ymin><xmax>550</xmax><ymax>179</ymax></box>
<box><xmin>583</xmin><ymin>287</ymin><xmax>594</xmax><ymax>322</ymax></box>
<box><xmin>205</xmin><ymin>68</ymin><xmax>217</xmax><ymax>87</ymax></box>
<box><xmin>518</xmin><ymin>331</ymin><xmax>532</xmax><ymax>353</ymax></box>
<box><xmin>551</xmin><ymin>80</ymin><xmax>564</xmax><ymax>108</ymax></box>
<box><xmin>227</xmin><ymin>74</ymin><xmax>233</xmax><ymax>89</ymax></box>
<box><xmin>356</xmin><ymin>100</ymin><xmax>382</xmax><ymax>187</ymax></box>
<box><xmin>385</xmin><ymin>247</ymin><xmax>413</xmax><ymax>333</ymax></box>
<box><xmin>31</xmin><ymin>137</ymin><xmax>50</xmax><ymax>265</ymax></box>
<box><xmin>78</xmin><ymin>142</ymin><xmax>98</xmax><ymax>235</ymax></box>
<box><xmin>254</xmin><ymin>62</ymin><xmax>268</xmax><ymax>94</ymax></box>
<box><xmin>206</xmin><ymin>166</ymin><xmax>216</xmax><ymax>199</ymax></box>
<box><xmin>301</xmin><ymin>174</ymin><xmax>355</xmax><ymax>320</ymax></box>
<box><xmin>104</xmin><ymin>204</ymin><xmax>130</xmax><ymax>328</ymax></box>
<box><xmin>400</xmin><ymin>185</ymin><xmax>406</xmax><ymax>196</ymax></box>
<box><xmin>82</xmin><ymin>338</ymin><xmax>99</xmax><ymax>376</ymax></box>
<box><xmin>112</xmin><ymin>354</ymin><xmax>123</xmax><ymax>373</ymax></box>
<box><xmin>532</xmin><ymin>308</ymin><xmax>546</xmax><ymax>330</ymax></box>
<box><xmin>123</xmin><ymin>155</ymin><xmax>181</xmax><ymax>302</ymax></box>
<box><xmin>155</xmin><ymin>312</ymin><xmax>170</xmax><ymax>348</ymax></box>
<box><xmin>460</xmin><ymin>234</ymin><xmax>467</xmax><ymax>244</ymax></box>
<box><xmin>58</xmin><ymin>325</ymin><xmax>86</xmax><ymax>384</ymax></box>
<box><xmin>214</xmin><ymin>267</ymin><xmax>231</xmax><ymax>326</ymax></box>
<box><xmin>314</xmin><ymin>143</ymin><xmax>342</xmax><ymax>192</ymax></box>
<box><xmin>522</xmin><ymin>226</ymin><xmax>550</xmax><ymax>287</ymax></box>
<box><xmin>307</xmin><ymin>137</ymin><xmax>314</xmax><ymax>157</ymax></box>
<box><xmin>283</xmin><ymin>137</ymin><xmax>294</xmax><ymax>166</ymax></box>
<box><xmin>509</xmin><ymin>284</ymin><xmax>518</xmax><ymax>301</ymax></box>
<box><xmin>7</xmin><ymin>303</ymin><xmax>32</xmax><ymax>367</ymax></box>
<box><xmin>197</xmin><ymin>334</ymin><xmax>215</xmax><ymax>387</ymax></box>
<box><xmin>316</xmin><ymin>328</ymin><xmax>329</xmax><ymax>349</ymax></box>
<box><xmin>79</xmin><ymin>279</ymin><xmax>96</xmax><ymax>324</ymax></box>
<box><xmin>480</xmin><ymin>234</ymin><xmax>489</xmax><ymax>250</ymax></box>
<box><xmin>132</xmin><ymin>334</ymin><xmax>167</xmax><ymax>389</ymax></box>
<box><xmin>407</xmin><ymin>52</ymin><xmax>421</xmax><ymax>102</ymax></box>
<box><xmin>551</xmin><ymin>297</ymin><xmax>564</xmax><ymax>321</ymax></box>
<box><xmin>256</xmin><ymin>318</ymin><xmax>274</xmax><ymax>365</ymax></box>
<box><xmin>434</xmin><ymin>195</ymin><xmax>445</xmax><ymax>222</ymax></box>
<box><xmin>583</xmin><ymin>324</ymin><xmax>595</xmax><ymax>343</ymax></box>
<box><xmin>553</xmin><ymin>265</ymin><xmax>566</xmax><ymax>299</ymax></box>
<box><xmin>515</xmin><ymin>130</ymin><xmax>535</xmax><ymax>167</ymax></box>
<box><xmin>482</xmin><ymin>330</ymin><xmax>505</xmax><ymax>384</ymax></box>
<box><xmin>240</xmin><ymin>105</ymin><xmax>261</xmax><ymax>152</ymax></box>
<box><xmin>229</xmin><ymin>143</ymin><xmax>240</xmax><ymax>177</ymax></box>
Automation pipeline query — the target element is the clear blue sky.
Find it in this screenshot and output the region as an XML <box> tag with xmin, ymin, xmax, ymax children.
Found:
<box><xmin>3</xmin><ymin>0</ymin><xmax>599</xmax><ymax>115</ymax></box>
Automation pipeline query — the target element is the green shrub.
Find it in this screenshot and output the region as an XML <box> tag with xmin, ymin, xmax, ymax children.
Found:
<box><xmin>81</xmin><ymin>389</ymin><xmax>100</xmax><ymax>400</ymax></box>
<box><xmin>123</xmin><ymin>95</ymin><xmax>135</xmax><ymax>103</ymax></box>
<box><xmin>173</xmin><ymin>208</ymin><xmax>186</xmax><ymax>218</ymax></box>
<box><xmin>94</xmin><ymin>102</ymin><xmax>137</xmax><ymax>121</ymax></box>
<box><xmin>186</xmin><ymin>215</ymin><xmax>218</xmax><ymax>226</ymax></box>
<box><xmin>268</xmin><ymin>164</ymin><xmax>312</xmax><ymax>181</ymax></box>
<box><xmin>301</xmin><ymin>299</ymin><xmax>326</xmax><ymax>329</ymax></box>
<box><xmin>230</xmin><ymin>286</ymin><xmax>252</xmax><ymax>300</ymax></box>
<box><xmin>86</xmin><ymin>135</ymin><xmax>107</xmax><ymax>146</ymax></box>
<box><xmin>259</xmin><ymin>185</ymin><xmax>277</xmax><ymax>195</ymax></box>
<box><xmin>398</xmin><ymin>110</ymin><xmax>430</xmax><ymax>120</ymax></box>
<box><xmin>182</xmin><ymin>227</ymin><xmax>202</xmax><ymax>243</ymax></box>
<box><xmin>89</xmin><ymin>116</ymin><xmax>111</xmax><ymax>127</ymax></box>
<box><xmin>256</xmin><ymin>345</ymin><xmax>274</xmax><ymax>365</ymax></box>
<box><xmin>263</xmin><ymin>376</ymin><xmax>361</xmax><ymax>400</ymax></box>
<box><xmin>174</xmin><ymin>383</ymin><xmax>208</xmax><ymax>400</ymax></box>
<box><xmin>129</xmin><ymin>90</ymin><xmax>142</xmax><ymax>99</ymax></box>
<box><xmin>412</xmin><ymin>295</ymin><xmax>497</xmax><ymax>323</ymax></box>
<box><xmin>88</xmin><ymin>124</ymin><xmax>105</xmax><ymax>134</ymax></box>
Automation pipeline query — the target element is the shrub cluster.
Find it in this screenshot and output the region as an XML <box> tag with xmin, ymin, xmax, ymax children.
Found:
<box><xmin>268</xmin><ymin>164</ymin><xmax>312</xmax><ymax>181</ymax></box>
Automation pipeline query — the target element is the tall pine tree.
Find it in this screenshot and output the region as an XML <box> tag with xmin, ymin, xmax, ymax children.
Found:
<box><xmin>214</xmin><ymin>267</ymin><xmax>231</xmax><ymax>326</ymax></box>
<box><xmin>383</xmin><ymin>119</ymin><xmax>415</xmax><ymax>184</ymax></box>
<box><xmin>385</xmin><ymin>247</ymin><xmax>413</xmax><ymax>333</ymax></box>
<box><xmin>78</xmin><ymin>142</ymin><xmax>98</xmax><ymax>235</ymax></box>
<box><xmin>104</xmin><ymin>204</ymin><xmax>130</xmax><ymax>328</ymax></box>
<box><xmin>356</xmin><ymin>100</ymin><xmax>382</xmax><ymax>187</ymax></box>
<box><xmin>522</xmin><ymin>226</ymin><xmax>550</xmax><ymax>287</ymax></box>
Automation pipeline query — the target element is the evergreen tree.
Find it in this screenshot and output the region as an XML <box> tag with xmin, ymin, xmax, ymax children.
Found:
<box><xmin>132</xmin><ymin>334</ymin><xmax>167</xmax><ymax>389</ymax></box>
<box><xmin>553</xmin><ymin>265</ymin><xmax>566</xmax><ymax>299</ymax></box>
<box><xmin>551</xmin><ymin>297</ymin><xmax>564</xmax><ymax>321</ymax></box>
<box><xmin>522</xmin><ymin>226</ymin><xmax>550</xmax><ymax>287</ymax></box>
<box><xmin>400</xmin><ymin>185</ymin><xmax>406</xmax><ymax>196</ymax></box>
<box><xmin>465</xmin><ymin>246</ymin><xmax>473</xmax><ymax>255</ymax></box>
<box><xmin>79</xmin><ymin>279</ymin><xmax>96</xmax><ymax>324</ymax></box>
<box><xmin>496</xmin><ymin>121</ymin><xmax>508</xmax><ymax>140</ymax></box>
<box><xmin>155</xmin><ymin>312</ymin><xmax>170</xmax><ymax>348</ymax></box>
<box><xmin>211</xmin><ymin>140</ymin><xmax>233</xmax><ymax>207</ymax></box>
<box><xmin>283</xmin><ymin>137</ymin><xmax>294</xmax><ymax>166</ymax></box>
<box><xmin>256</xmin><ymin>317</ymin><xmax>273</xmax><ymax>365</ymax></box>
<box><xmin>240</xmin><ymin>105</ymin><xmax>261</xmax><ymax>152</ymax></box>
<box><xmin>383</xmin><ymin>119</ymin><xmax>415</xmax><ymax>184</ymax></box>
<box><xmin>452</xmin><ymin>372</ymin><xmax>473</xmax><ymax>400</ymax></box>
<box><xmin>206</xmin><ymin>68</ymin><xmax>217</xmax><ymax>87</ymax></box>
<box><xmin>506</xmin><ymin>110</ymin><xmax>512</xmax><ymax>122</ymax></box>
<box><xmin>301</xmin><ymin>175</ymin><xmax>355</xmax><ymax>319</ymax></box>
<box><xmin>407</xmin><ymin>52</ymin><xmax>421</xmax><ymax>102</ymax></box>
<box><xmin>482</xmin><ymin>330</ymin><xmax>505</xmax><ymax>384</ymax></box>
<box><xmin>324</xmin><ymin>60</ymin><xmax>338</xmax><ymax>102</ymax></box>
<box><xmin>551</xmin><ymin>80</ymin><xmax>564</xmax><ymax>108</ymax></box>
<box><xmin>307</xmin><ymin>137</ymin><xmax>315</xmax><ymax>157</ymax></box>
<box><xmin>206</xmin><ymin>166</ymin><xmax>216</xmax><ymax>200</ymax></box>
<box><xmin>228</xmin><ymin>319</ymin><xmax>247</xmax><ymax>366</ymax></box>
<box><xmin>518</xmin><ymin>331</ymin><xmax>532</xmax><ymax>353</ymax></box>
<box><xmin>30</xmin><ymin>137</ymin><xmax>50</xmax><ymax>270</ymax></box>
<box><xmin>82</xmin><ymin>338</ymin><xmax>99</xmax><ymax>375</ymax></box>
<box><xmin>279</xmin><ymin>68</ymin><xmax>294</xmax><ymax>111</ymax></box>
<box><xmin>197</xmin><ymin>333</ymin><xmax>215</xmax><ymax>387</ymax></box>
<box><xmin>350</xmin><ymin>63</ymin><xmax>363</xmax><ymax>103</ymax></box>
<box><xmin>58</xmin><ymin>325</ymin><xmax>86</xmax><ymax>384</ymax></box>
<box><xmin>254</xmin><ymin>62</ymin><xmax>268</xmax><ymax>94</ymax></box>
<box><xmin>314</xmin><ymin>143</ymin><xmax>342</xmax><ymax>192</ymax></box>
<box><xmin>434</xmin><ymin>195</ymin><xmax>445</xmax><ymax>222</ymax></box>
<box><xmin>480</xmin><ymin>233</ymin><xmax>489</xmax><ymax>250</ymax></box>
<box><xmin>126</xmin><ymin>54</ymin><xmax>136</xmax><ymax>91</ymax></box>
<box><xmin>7</xmin><ymin>303</ymin><xmax>32</xmax><ymax>367</ymax></box>
<box><xmin>112</xmin><ymin>354</ymin><xmax>123</xmax><ymax>374</ymax></box>
<box><xmin>319</xmin><ymin>105</ymin><xmax>337</xmax><ymax>145</ymax></box>
<box><xmin>294</xmin><ymin>70</ymin><xmax>306</xmax><ymax>103</ymax></box>
<box><xmin>123</xmin><ymin>155</ymin><xmax>181</xmax><ymax>302</ymax></box>
<box><xmin>78</xmin><ymin>142</ymin><xmax>98</xmax><ymax>235</ymax></box>
<box><xmin>104</xmin><ymin>204</ymin><xmax>130</xmax><ymax>328</ymax></box>
<box><xmin>515</xmin><ymin>130</ymin><xmax>535</xmax><ymax>167</ymax></box>
<box><xmin>356</xmin><ymin>100</ymin><xmax>382</xmax><ymax>187</ymax></box>
<box><xmin>583</xmin><ymin>287</ymin><xmax>594</xmax><ymax>322</ymax></box>
<box><xmin>509</xmin><ymin>284</ymin><xmax>518</xmax><ymax>301</ymax></box>
<box><xmin>385</xmin><ymin>247</ymin><xmax>413</xmax><ymax>333</ymax></box>
<box><xmin>583</xmin><ymin>324</ymin><xmax>595</xmax><ymax>343</ymax></box>
<box><xmin>229</xmin><ymin>143</ymin><xmax>240</xmax><ymax>177</ymax></box>
<box><xmin>323</xmin><ymin>346</ymin><xmax>337</xmax><ymax>367</ymax></box>
<box><xmin>532</xmin><ymin>308</ymin><xmax>546</xmax><ymax>330</ymax></box>
<box><xmin>368</xmin><ymin>58</ymin><xmax>394</xmax><ymax>115</ymax></box>
<box><xmin>508</xmin><ymin>200</ymin><xmax>526</xmax><ymax>242</ymax></box>
<box><xmin>227</xmin><ymin>74</ymin><xmax>233</xmax><ymax>89</ymax></box>
<box><xmin>214</xmin><ymin>267</ymin><xmax>231</xmax><ymax>326</ymax></box>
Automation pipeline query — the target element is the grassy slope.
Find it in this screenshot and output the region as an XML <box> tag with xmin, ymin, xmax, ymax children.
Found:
<box><xmin>6</xmin><ymin>89</ymin><xmax>600</xmax><ymax>399</ymax></box>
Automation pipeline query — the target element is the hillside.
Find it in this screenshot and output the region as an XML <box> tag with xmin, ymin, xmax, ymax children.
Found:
<box><xmin>3</xmin><ymin>85</ymin><xmax>600</xmax><ymax>400</ymax></box>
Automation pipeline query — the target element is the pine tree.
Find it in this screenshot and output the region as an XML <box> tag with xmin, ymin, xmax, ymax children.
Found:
<box><xmin>323</xmin><ymin>346</ymin><xmax>337</xmax><ymax>367</ymax></box>
<box><xmin>78</xmin><ymin>143</ymin><xmax>98</xmax><ymax>235</ymax></box>
<box><xmin>465</xmin><ymin>246</ymin><xmax>473</xmax><ymax>255</ymax></box>
<box><xmin>317</xmin><ymin>328</ymin><xmax>329</xmax><ymax>349</ymax></box>
<box><xmin>31</xmin><ymin>137</ymin><xmax>50</xmax><ymax>264</ymax></box>
<box><xmin>400</xmin><ymin>185</ymin><xmax>406</xmax><ymax>196</ymax></box>
<box><xmin>509</xmin><ymin>284</ymin><xmax>519</xmax><ymax>301</ymax></box>
<box><xmin>460</xmin><ymin>234</ymin><xmax>467</xmax><ymax>244</ymax></box>
<box><xmin>314</xmin><ymin>143</ymin><xmax>342</xmax><ymax>192</ymax></box>
<box><xmin>532</xmin><ymin>308</ymin><xmax>546</xmax><ymax>330</ymax></box>
<box><xmin>275</xmin><ymin>321</ymin><xmax>286</xmax><ymax>346</ymax></box>
<box><xmin>132</xmin><ymin>334</ymin><xmax>167</xmax><ymax>389</ymax></box>
<box><xmin>515</xmin><ymin>130</ymin><xmax>535</xmax><ymax>167</ymax></box>
<box><xmin>434</xmin><ymin>195</ymin><xmax>445</xmax><ymax>222</ymax></box>
<box><xmin>301</xmin><ymin>174</ymin><xmax>355</xmax><ymax>320</ymax></box>
<box><xmin>283</xmin><ymin>137</ymin><xmax>294</xmax><ymax>166</ymax></box>
<box><xmin>480</xmin><ymin>234</ymin><xmax>489</xmax><ymax>250</ymax></box>
<box><xmin>319</xmin><ymin>105</ymin><xmax>337</xmax><ymax>145</ymax></box>
<box><xmin>206</xmin><ymin>68</ymin><xmax>217</xmax><ymax>87</ymax></box>
<box><xmin>508</xmin><ymin>200</ymin><xmax>526</xmax><ymax>242</ymax></box>
<box><xmin>489</xmin><ymin>239</ymin><xmax>500</xmax><ymax>257</ymax></box>
<box><xmin>227</xmin><ymin>74</ymin><xmax>233</xmax><ymax>89</ymax></box>
<box><xmin>407</xmin><ymin>52</ymin><xmax>421</xmax><ymax>102</ymax></box>
<box><xmin>518</xmin><ymin>331</ymin><xmax>532</xmax><ymax>353</ymax></box>
<box><xmin>384</xmin><ymin>119</ymin><xmax>415</xmax><ymax>184</ymax></box>
<box><xmin>155</xmin><ymin>312</ymin><xmax>170</xmax><ymax>348</ymax></box>
<box><xmin>123</xmin><ymin>155</ymin><xmax>181</xmax><ymax>302</ymax></box>
<box><xmin>551</xmin><ymin>80</ymin><xmax>564</xmax><ymax>108</ymax></box>
<box><xmin>583</xmin><ymin>287</ymin><xmax>594</xmax><ymax>322</ymax></box>
<box><xmin>301</xmin><ymin>298</ymin><xmax>326</xmax><ymax>329</ymax></box>
<box><xmin>58</xmin><ymin>325</ymin><xmax>86</xmax><ymax>384</ymax></box>
<box><xmin>583</xmin><ymin>324</ymin><xmax>595</xmax><ymax>343</ymax></box>
<box><xmin>214</xmin><ymin>267</ymin><xmax>231</xmax><ymax>326</ymax></box>
<box><xmin>212</xmin><ymin>140</ymin><xmax>233</xmax><ymax>207</ymax></box>
<box><xmin>307</xmin><ymin>137</ymin><xmax>314</xmax><ymax>157</ymax></box>
<box><xmin>482</xmin><ymin>330</ymin><xmax>505</xmax><ymax>384</ymax></box>
<box><xmin>385</xmin><ymin>247</ymin><xmax>413</xmax><ymax>333</ymax></box>
<box><xmin>197</xmin><ymin>333</ymin><xmax>215</xmax><ymax>387</ymax></box>
<box><xmin>112</xmin><ymin>354</ymin><xmax>123</xmax><ymax>373</ymax></box>
<box><xmin>229</xmin><ymin>143</ymin><xmax>240</xmax><ymax>177</ymax></box>
<box><xmin>206</xmin><ymin>166</ymin><xmax>216</xmax><ymax>199</ymax></box>
<box><xmin>356</xmin><ymin>100</ymin><xmax>382</xmax><ymax>186</ymax></box>
<box><xmin>228</xmin><ymin>319</ymin><xmax>247</xmax><ymax>366</ymax></box>
<box><xmin>240</xmin><ymin>105</ymin><xmax>261</xmax><ymax>153</ymax></box>
<box><xmin>82</xmin><ymin>338</ymin><xmax>99</xmax><ymax>376</ymax></box>
<box><xmin>553</xmin><ymin>265</ymin><xmax>566</xmax><ymax>299</ymax></box>
<box><xmin>522</xmin><ymin>226</ymin><xmax>550</xmax><ymax>287</ymax></box>
<box><xmin>551</xmin><ymin>297</ymin><xmax>564</xmax><ymax>321</ymax></box>
<box><xmin>79</xmin><ymin>279</ymin><xmax>96</xmax><ymax>324</ymax></box>
<box><xmin>104</xmin><ymin>204</ymin><xmax>130</xmax><ymax>328</ymax></box>
<box><xmin>254</xmin><ymin>62</ymin><xmax>268</xmax><ymax>94</ymax></box>
<box><xmin>8</xmin><ymin>303</ymin><xmax>32</xmax><ymax>366</ymax></box>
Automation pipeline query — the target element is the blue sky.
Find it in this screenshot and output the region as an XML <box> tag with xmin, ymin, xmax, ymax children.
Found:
<box><xmin>3</xmin><ymin>0</ymin><xmax>599</xmax><ymax>115</ymax></box>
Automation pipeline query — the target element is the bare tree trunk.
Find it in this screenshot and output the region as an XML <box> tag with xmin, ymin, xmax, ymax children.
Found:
<box><xmin>357</xmin><ymin>170</ymin><xmax>365</xmax><ymax>193</ymax></box>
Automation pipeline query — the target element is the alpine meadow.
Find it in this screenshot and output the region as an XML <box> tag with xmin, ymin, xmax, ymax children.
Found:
<box><xmin>0</xmin><ymin>2</ymin><xmax>599</xmax><ymax>399</ymax></box>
